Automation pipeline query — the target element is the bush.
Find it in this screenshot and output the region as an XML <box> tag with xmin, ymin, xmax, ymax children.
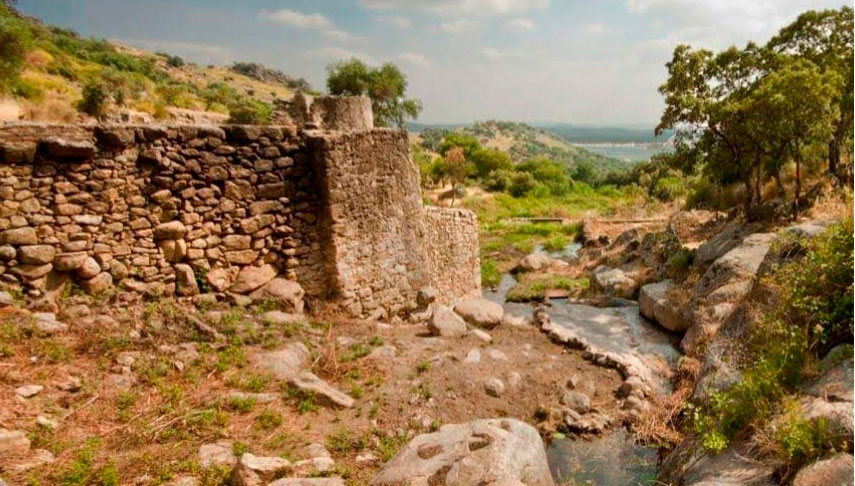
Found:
<box><xmin>483</xmin><ymin>168</ymin><xmax>515</xmax><ymax>192</ymax></box>
<box><xmin>77</xmin><ymin>81</ymin><xmax>108</xmax><ymax>118</ymax></box>
<box><xmin>509</xmin><ymin>172</ymin><xmax>538</xmax><ymax>197</ymax></box>
<box><xmin>690</xmin><ymin>219</ymin><xmax>854</xmax><ymax>457</ymax></box>
<box><xmin>12</xmin><ymin>77</ymin><xmax>42</xmax><ymax>100</ymax></box>
<box><xmin>227</xmin><ymin>98</ymin><xmax>272</xmax><ymax>125</ymax></box>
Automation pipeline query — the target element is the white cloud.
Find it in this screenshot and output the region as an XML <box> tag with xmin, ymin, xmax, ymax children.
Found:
<box><xmin>626</xmin><ymin>0</ymin><xmax>836</xmax><ymax>49</ymax></box>
<box><xmin>582</xmin><ymin>22</ymin><xmax>607</xmax><ymax>34</ymax></box>
<box><xmin>375</xmin><ymin>15</ymin><xmax>412</xmax><ymax>29</ymax></box>
<box><xmin>505</xmin><ymin>17</ymin><xmax>534</xmax><ymax>32</ymax></box>
<box><xmin>304</xmin><ymin>47</ymin><xmax>375</xmax><ymax>63</ymax></box>
<box><xmin>260</xmin><ymin>9</ymin><xmax>352</xmax><ymax>40</ymax></box>
<box><xmin>480</xmin><ymin>47</ymin><xmax>525</xmax><ymax>60</ymax></box>
<box><xmin>360</xmin><ymin>0</ymin><xmax>550</xmax><ymax>18</ymax></box>
<box><xmin>439</xmin><ymin>19</ymin><xmax>480</xmax><ymax>33</ymax></box>
<box><xmin>399</xmin><ymin>52</ymin><xmax>431</xmax><ymax>67</ymax></box>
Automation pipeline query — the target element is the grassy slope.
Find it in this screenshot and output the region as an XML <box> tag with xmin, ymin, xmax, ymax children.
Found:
<box><xmin>4</xmin><ymin>7</ymin><xmax>296</xmax><ymax>122</ymax></box>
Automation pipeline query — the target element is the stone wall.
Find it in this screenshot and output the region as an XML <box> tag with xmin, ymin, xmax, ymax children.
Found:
<box><xmin>0</xmin><ymin>100</ymin><xmax>480</xmax><ymax>317</ymax></box>
<box><xmin>0</xmin><ymin>123</ymin><xmax>325</xmax><ymax>301</ymax></box>
<box><xmin>423</xmin><ymin>207</ymin><xmax>481</xmax><ymax>304</ymax></box>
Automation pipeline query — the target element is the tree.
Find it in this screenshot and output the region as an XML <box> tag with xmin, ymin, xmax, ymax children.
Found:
<box><xmin>469</xmin><ymin>148</ymin><xmax>512</xmax><ymax>178</ymax></box>
<box><xmin>326</xmin><ymin>58</ymin><xmax>423</xmax><ymax>128</ymax></box>
<box><xmin>767</xmin><ymin>7</ymin><xmax>854</xmax><ymax>185</ymax></box>
<box><xmin>77</xmin><ymin>81</ymin><xmax>108</xmax><ymax>119</ymax></box>
<box><xmin>444</xmin><ymin>147</ymin><xmax>473</xmax><ymax>207</ymax></box>
<box><xmin>439</xmin><ymin>133</ymin><xmax>480</xmax><ymax>158</ymax></box>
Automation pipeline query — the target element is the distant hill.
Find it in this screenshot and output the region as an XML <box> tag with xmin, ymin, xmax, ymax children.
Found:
<box><xmin>1</xmin><ymin>4</ymin><xmax>310</xmax><ymax>123</ymax></box>
<box><xmin>533</xmin><ymin>123</ymin><xmax>674</xmax><ymax>143</ymax></box>
<box><xmin>414</xmin><ymin>120</ymin><xmax>633</xmax><ymax>175</ymax></box>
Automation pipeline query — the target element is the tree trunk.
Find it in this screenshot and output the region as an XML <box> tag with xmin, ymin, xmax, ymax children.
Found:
<box><xmin>793</xmin><ymin>157</ymin><xmax>801</xmax><ymax>218</ymax></box>
<box><xmin>450</xmin><ymin>182</ymin><xmax>456</xmax><ymax>208</ymax></box>
<box><xmin>828</xmin><ymin>139</ymin><xmax>841</xmax><ymax>186</ymax></box>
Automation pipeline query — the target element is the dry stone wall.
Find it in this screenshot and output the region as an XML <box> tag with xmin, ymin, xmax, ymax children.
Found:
<box><xmin>0</xmin><ymin>101</ymin><xmax>480</xmax><ymax>317</ymax></box>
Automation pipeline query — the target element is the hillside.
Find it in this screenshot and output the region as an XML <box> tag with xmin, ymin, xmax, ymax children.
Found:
<box><xmin>0</xmin><ymin>5</ymin><xmax>308</xmax><ymax>123</ymax></box>
<box><xmin>417</xmin><ymin>120</ymin><xmax>631</xmax><ymax>175</ymax></box>
<box><xmin>534</xmin><ymin>122</ymin><xmax>673</xmax><ymax>143</ymax></box>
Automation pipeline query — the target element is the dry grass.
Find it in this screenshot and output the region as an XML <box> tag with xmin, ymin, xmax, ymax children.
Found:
<box><xmin>632</xmin><ymin>356</ymin><xmax>700</xmax><ymax>447</ymax></box>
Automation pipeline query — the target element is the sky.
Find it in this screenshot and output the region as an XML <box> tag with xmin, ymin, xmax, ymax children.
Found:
<box><xmin>17</xmin><ymin>0</ymin><xmax>848</xmax><ymax>125</ymax></box>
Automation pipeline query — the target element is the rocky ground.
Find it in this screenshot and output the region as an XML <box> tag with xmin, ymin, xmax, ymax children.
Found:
<box><xmin>1</xmin><ymin>204</ymin><xmax>851</xmax><ymax>486</ymax></box>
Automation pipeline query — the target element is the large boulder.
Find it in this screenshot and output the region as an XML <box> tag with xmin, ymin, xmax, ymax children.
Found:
<box><xmin>453</xmin><ymin>298</ymin><xmax>503</xmax><ymax>329</ymax></box>
<box><xmin>792</xmin><ymin>453</ymin><xmax>854</xmax><ymax>486</ymax></box>
<box><xmin>249</xmin><ymin>278</ymin><xmax>304</xmax><ymax>313</ymax></box>
<box><xmin>638</xmin><ymin>280</ymin><xmax>688</xmax><ymax>332</ymax></box>
<box><xmin>370</xmin><ymin>418</ymin><xmax>554</xmax><ymax>486</ymax></box>
<box><xmin>514</xmin><ymin>253</ymin><xmax>568</xmax><ymax>273</ymax></box>
<box><xmin>428</xmin><ymin>305</ymin><xmax>467</xmax><ymax>337</ymax></box>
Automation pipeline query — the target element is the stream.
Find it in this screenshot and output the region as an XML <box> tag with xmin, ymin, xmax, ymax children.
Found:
<box><xmin>484</xmin><ymin>243</ymin><xmax>680</xmax><ymax>485</ymax></box>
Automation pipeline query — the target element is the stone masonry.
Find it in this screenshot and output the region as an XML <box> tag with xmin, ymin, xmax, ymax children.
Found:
<box><xmin>0</xmin><ymin>97</ymin><xmax>480</xmax><ymax>318</ymax></box>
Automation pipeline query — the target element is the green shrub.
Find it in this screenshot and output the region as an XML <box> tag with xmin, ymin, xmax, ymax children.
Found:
<box><xmin>227</xmin><ymin>97</ymin><xmax>272</xmax><ymax>125</ymax></box>
<box><xmin>690</xmin><ymin>219</ymin><xmax>853</xmax><ymax>456</ymax></box>
<box><xmin>0</xmin><ymin>5</ymin><xmax>32</xmax><ymax>93</ymax></box>
<box><xmin>12</xmin><ymin>77</ymin><xmax>43</xmax><ymax>100</ymax></box>
<box><xmin>77</xmin><ymin>81</ymin><xmax>108</xmax><ymax>118</ymax></box>
<box><xmin>480</xmin><ymin>258</ymin><xmax>500</xmax><ymax>288</ymax></box>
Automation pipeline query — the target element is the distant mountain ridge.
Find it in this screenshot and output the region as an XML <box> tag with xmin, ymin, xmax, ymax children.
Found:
<box><xmin>409</xmin><ymin>121</ymin><xmax>673</xmax><ymax>144</ymax></box>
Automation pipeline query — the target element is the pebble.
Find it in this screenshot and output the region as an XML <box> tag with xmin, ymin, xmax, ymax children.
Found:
<box><xmin>15</xmin><ymin>384</ymin><xmax>44</xmax><ymax>398</ymax></box>
<box><xmin>484</xmin><ymin>377</ymin><xmax>506</xmax><ymax>397</ymax></box>
<box><xmin>464</xmin><ymin>348</ymin><xmax>481</xmax><ymax>364</ymax></box>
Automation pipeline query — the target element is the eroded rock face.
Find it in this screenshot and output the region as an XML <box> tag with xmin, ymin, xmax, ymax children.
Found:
<box><xmin>792</xmin><ymin>453</ymin><xmax>854</xmax><ymax>486</ymax></box>
<box><xmin>370</xmin><ymin>418</ymin><xmax>554</xmax><ymax>486</ymax></box>
<box><xmin>681</xmin><ymin>232</ymin><xmax>775</xmax><ymax>352</ymax></box>
<box><xmin>453</xmin><ymin>298</ymin><xmax>504</xmax><ymax>329</ymax></box>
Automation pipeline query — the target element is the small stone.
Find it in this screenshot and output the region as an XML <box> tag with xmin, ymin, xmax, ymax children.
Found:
<box><xmin>261</xmin><ymin>311</ymin><xmax>306</xmax><ymax>326</ymax></box>
<box><xmin>15</xmin><ymin>384</ymin><xmax>44</xmax><ymax>398</ymax></box>
<box><xmin>231</xmin><ymin>452</ymin><xmax>291</xmax><ymax>486</ymax></box>
<box><xmin>488</xmin><ymin>349</ymin><xmax>508</xmax><ymax>361</ymax></box>
<box><xmin>469</xmin><ymin>328</ymin><xmax>492</xmax><ymax>343</ymax></box>
<box><xmin>560</xmin><ymin>391</ymin><xmax>591</xmax><ymax>414</ymax></box>
<box><xmin>290</xmin><ymin>371</ymin><xmax>354</xmax><ymax>408</ymax></box>
<box><xmin>507</xmin><ymin>371</ymin><xmax>522</xmax><ymax>389</ymax></box>
<box><xmin>484</xmin><ymin>378</ymin><xmax>506</xmax><ymax>397</ymax></box>
<box><xmin>36</xmin><ymin>415</ymin><xmax>58</xmax><ymax>429</ymax></box>
<box><xmin>175</xmin><ymin>264</ymin><xmax>199</xmax><ymax>296</ymax></box>
<box><xmin>464</xmin><ymin>348</ymin><xmax>481</xmax><ymax>364</ymax></box>
<box><xmin>453</xmin><ymin>297</ymin><xmax>504</xmax><ymax>329</ymax></box>
<box><xmin>0</xmin><ymin>227</ymin><xmax>37</xmax><ymax>245</ymax></box>
<box><xmin>154</xmin><ymin>221</ymin><xmax>187</xmax><ymax>240</ymax></box>
<box><xmin>18</xmin><ymin>245</ymin><xmax>56</xmax><ymax>265</ymax></box>
<box><xmin>0</xmin><ymin>429</ymin><xmax>30</xmax><ymax>456</ymax></box>
<box><xmin>76</xmin><ymin>257</ymin><xmax>101</xmax><ymax>279</ymax></box>
<box><xmin>80</xmin><ymin>272</ymin><xmax>113</xmax><ymax>295</ymax></box>
<box><xmin>198</xmin><ymin>441</ymin><xmax>236</xmax><ymax>468</ymax></box>
<box><xmin>249</xmin><ymin>278</ymin><xmax>304</xmax><ymax>313</ymax></box>
<box><xmin>417</xmin><ymin>287</ymin><xmax>437</xmax><ymax>306</ymax></box>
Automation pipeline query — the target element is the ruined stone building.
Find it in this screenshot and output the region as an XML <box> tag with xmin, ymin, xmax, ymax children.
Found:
<box><xmin>0</xmin><ymin>96</ymin><xmax>481</xmax><ymax>318</ymax></box>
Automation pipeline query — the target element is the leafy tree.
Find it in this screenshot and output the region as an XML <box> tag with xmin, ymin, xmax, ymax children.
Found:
<box><xmin>444</xmin><ymin>147</ymin><xmax>473</xmax><ymax>207</ymax></box>
<box><xmin>656</xmin><ymin>6</ymin><xmax>853</xmax><ymax>213</ymax></box>
<box><xmin>326</xmin><ymin>58</ymin><xmax>423</xmax><ymax>128</ymax></box>
<box><xmin>469</xmin><ymin>147</ymin><xmax>512</xmax><ymax>178</ymax></box>
<box><xmin>439</xmin><ymin>133</ymin><xmax>480</xmax><ymax>158</ymax></box>
<box><xmin>0</xmin><ymin>2</ymin><xmax>30</xmax><ymax>93</ymax></box>
<box><xmin>767</xmin><ymin>7</ymin><xmax>854</xmax><ymax>185</ymax></box>
<box><xmin>202</xmin><ymin>82</ymin><xmax>239</xmax><ymax>111</ymax></box>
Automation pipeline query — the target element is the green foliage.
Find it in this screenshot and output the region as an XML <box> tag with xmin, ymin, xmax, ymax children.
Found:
<box><xmin>656</xmin><ymin>6</ymin><xmax>852</xmax><ymax>212</ymax></box>
<box><xmin>326</xmin><ymin>429</ymin><xmax>366</xmax><ymax>454</ymax></box>
<box><xmin>202</xmin><ymin>82</ymin><xmax>239</xmax><ymax>111</ymax></box>
<box><xmin>0</xmin><ymin>5</ymin><xmax>32</xmax><ymax>93</ymax></box>
<box><xmin>227</xmin><ymin>97</ymin><xmax>272</xmax><ymax>125</ymax></box>
<box><xmin>157</xmin><ymin>52</ymin><xmax>184</xmax><ymax>67</ymax></box>
<box><xmin>326</xmin><ymin>58</ymin><xmax>422</xmax><ymax>127</ymax></box>
<box><xmin>77</xmin><ymin>81</ymin><xmax>108</xmax><ymax>118</ymax></box>
<box><xmin>689</xmin><ymin>219</ymin><xmax>853</xmax><ymax>457</ymax></box>
<box><xmin>773</xmin><ymin>399</ymin><xmax>830</xmax><ymax>466</ymax></box>
<box><xmin>439</xmin><ymin>133</ymin><xmax>481</xmax><ymax>158</ymax></box>
<box><xmin>255</xmin><ymin>409</ymin><xmax>283</xmax><ymax>430</ymax></box>
<box><xmin>480</xmin><ymin>258</ymin><xmax>501</xmax><ymax>288</ymax></box>
<box><xmin>506</xmin><ymin>275</ymin><xmax>589</xmax><ymax>302</ymax></box>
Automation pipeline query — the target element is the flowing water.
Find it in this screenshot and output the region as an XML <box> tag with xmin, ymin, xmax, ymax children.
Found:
<box><xmin>484</xmin><ymin>243</ymin><xmax>679</xmax><ymax>484</ymax></box>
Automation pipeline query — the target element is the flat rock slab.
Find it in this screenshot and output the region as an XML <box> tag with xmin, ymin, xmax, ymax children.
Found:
<box><xmin>544</xmin><ymin>303</ymin><xmax>681</xmax><ymax>394</ymax></box>
<box><xmin>290</xmin><ymin>370</ymin><xmax>354</xmax><ymax>408</ymax></box>
<box><xmin>250</xmin><ymin>342</ymin><xmax>310</xmax><ymax>381</ymax></box>
<box><xmin>639</xmin><ymin>280</ymin><xmax>688</xmax><ymax>332</ymax></box>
